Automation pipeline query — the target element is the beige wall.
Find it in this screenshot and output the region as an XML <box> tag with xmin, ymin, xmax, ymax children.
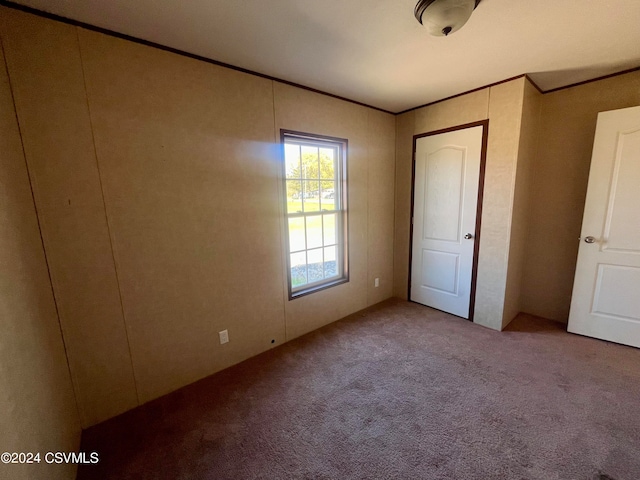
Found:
<box><xmin>502</xmin><ymin>80</ymin><xmax>542</xmax><ymax>327</ymax></box>
<box><xmin>79</xmin><ymin>28</ymin><xmax>286</xmax><ymax>406</ymax></box>
<box><xmin>0</xmin><ymin>7</ymin><xmax>395</xmax><ymax>426</ymax></box>
<box><xmin>521</xmin><ymin>71</ymin><xmax>640</xmax><ymax>322</ymax></box>
<box><xmin>393</xmin><ymin>80</ymin><xmax>527</xmax><ymax>331</ymax></box>
<box><xmin>474</xmin><ymin>80</ymin><xmax>525</xmax><ymax>330</ymax></box>
<box><xmin>367</xmin><ymin>110</ymin><xmax>397</xmax><ymax>306</ymax></box>
<box><xmin>392</xmin><ymin>110</ymin><xmax>416</xmax><ymax>299</ymax></box>
<box><xmin>273</xmin><ymin>84</ymin><xmax>396</xmax><ymax>339</ymax></box>
<box><xmin>0</xmin><ymin>37</ymin><xmax>80</xmax><ymax>480</ymax></box>
<box><xmin>1</xmin><ymin>9</ymin><xmax>139</xmax><ymax>428</ymax></box>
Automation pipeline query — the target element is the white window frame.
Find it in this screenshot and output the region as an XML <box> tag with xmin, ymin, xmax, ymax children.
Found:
<box><xmin>281</xmin><ymin>130</ymin><xmax>349</xmax><ymax>299</ymax></box>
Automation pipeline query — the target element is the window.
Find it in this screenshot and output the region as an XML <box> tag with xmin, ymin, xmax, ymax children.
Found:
<box><xmin>281</xmin><ymin>131</ymin><xmax>348</xmax><ymax>299</ymax></box>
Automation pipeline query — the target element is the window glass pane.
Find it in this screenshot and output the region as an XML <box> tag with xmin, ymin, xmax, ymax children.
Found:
<box><xmin>320</xmin><ymin>181</ymin><xmax>336</xmax><ymax>211</ymax></box>
<box><xmin>319</xmin><ymin>147</ymin><xmax>335</xmax><ymax>161</ymax></box>
<box><xmin>288</xmin><ymin>217</ymin><xmax>305</xmax><ymax>252</ymax></box>
<box><xmin>324</xmin><ymin>246</ymin><xmax>337</xmax><ymax>278</ymax></box>
<box><xmin>285</xmin><ymin>144</ymin><xmax>301</xmax><ymax>178</ymax></box>
<box><xmin>319</xmin><ymin>148</ymin><xmax>335</xmax><ymax>181</ymax></box>
<box><xmin>283</xmin><ymin>134</ymin><xmax>346</xmax><ymax>296</ymax></box>
<box><xmin>290</xmin><ymin>252</ymin><xmax>307</xmax><ymax>287</ymax></box>
<box><xmin>306</xmin><ymin>215</ymin><xmax>323</xmax><ymax>250</ymax></box>
<box><xmin>307</xmin><ymin>248</ymin><xmax>323</xmax><ymax>283</ymax></box>
<box><xmin>301</xmin><ymin>146</ymin><xmax>319</xmax><ymax>179</ymax></box>
<box><xmin>286</xmin><ymin>180</ymin><xmax>303</xmax><ymax>213</ymax></box>
<box><xmin>323</xmin><ymin>213</ymin><xmax>337</xmax><ymax>246</ymax></box>
<box><xmin>303</xmin><ymin>180</ymin><xmax>320</xmax><ymax>212</ymax></box>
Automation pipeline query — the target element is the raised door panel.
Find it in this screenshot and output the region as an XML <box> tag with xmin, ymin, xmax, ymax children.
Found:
<box><xmin>423</xmin><ymin>147</ymin><xmax>465</xmax><ymax>243</ymax></box>
<box><xmin>603</xmin><ymin>129</ymin><xmax>640</xmax><ymax>253</ymax></box>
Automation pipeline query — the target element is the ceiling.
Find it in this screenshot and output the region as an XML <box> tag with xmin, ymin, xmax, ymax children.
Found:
<box><xmin>13</xmin><ymin>0</ymin><xmax>640</xmax><ymax>113</ymax></box>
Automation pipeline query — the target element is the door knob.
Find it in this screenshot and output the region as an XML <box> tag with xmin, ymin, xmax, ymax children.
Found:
<box><xmin>464</xmin><ymin>233</ymin><xmax>474</xmax><ymax>240</ymax></box>
<box><xmin>584</xmin><ymin>236</ymin><xmax>596</xmax><ymax>243</ymax></box>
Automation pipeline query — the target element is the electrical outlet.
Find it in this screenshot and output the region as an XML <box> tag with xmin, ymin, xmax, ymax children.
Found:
<box><xmin>374</xmin><ymin>278</ymin><xmax>380</xmax><ymax>288</ymax></box>
<box><xmin>219</xmin><ymin>329</ymin><xmax>229</xmax><ymax>345</ymax></box>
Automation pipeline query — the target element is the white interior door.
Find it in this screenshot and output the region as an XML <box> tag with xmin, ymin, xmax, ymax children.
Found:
<box><xmin>568</xmin><ymin>105</ymin><xmax>640</xmax><ymax>348</ymax></box>
<box><xmin>410</xmin><ymin>125</ymin><xmax>483</xmax><ymax>318</ymax></box>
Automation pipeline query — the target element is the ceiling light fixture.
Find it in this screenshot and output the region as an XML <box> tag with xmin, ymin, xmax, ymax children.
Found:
<box><xmin>414</xmin><ymin>0</ymin><xmax>481</xmax><ymax>37</ymax></box>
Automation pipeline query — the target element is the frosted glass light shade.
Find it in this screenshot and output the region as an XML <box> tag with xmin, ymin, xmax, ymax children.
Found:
<box><xmin>415</xmin><ymin>0</ymin><xmax>478</xmax><ymax>37</ymax></box>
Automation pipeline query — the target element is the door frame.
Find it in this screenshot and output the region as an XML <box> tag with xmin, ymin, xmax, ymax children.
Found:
<box><xmin>408</xmin><ymin>120</ymin><xmax>489</xmax><ymax>321</ymax></box>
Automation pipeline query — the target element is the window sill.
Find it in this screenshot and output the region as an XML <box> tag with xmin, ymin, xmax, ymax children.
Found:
<box><xmin>289</xmin><ymin>277</ymin><xmax>349</xmax><ymax>300</ymax></box>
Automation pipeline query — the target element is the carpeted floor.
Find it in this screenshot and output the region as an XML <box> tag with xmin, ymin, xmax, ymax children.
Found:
<box><xmin>77</xmin><ymin>299</ymin><xmax>640</xmax><ymax>480</ymax></box>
